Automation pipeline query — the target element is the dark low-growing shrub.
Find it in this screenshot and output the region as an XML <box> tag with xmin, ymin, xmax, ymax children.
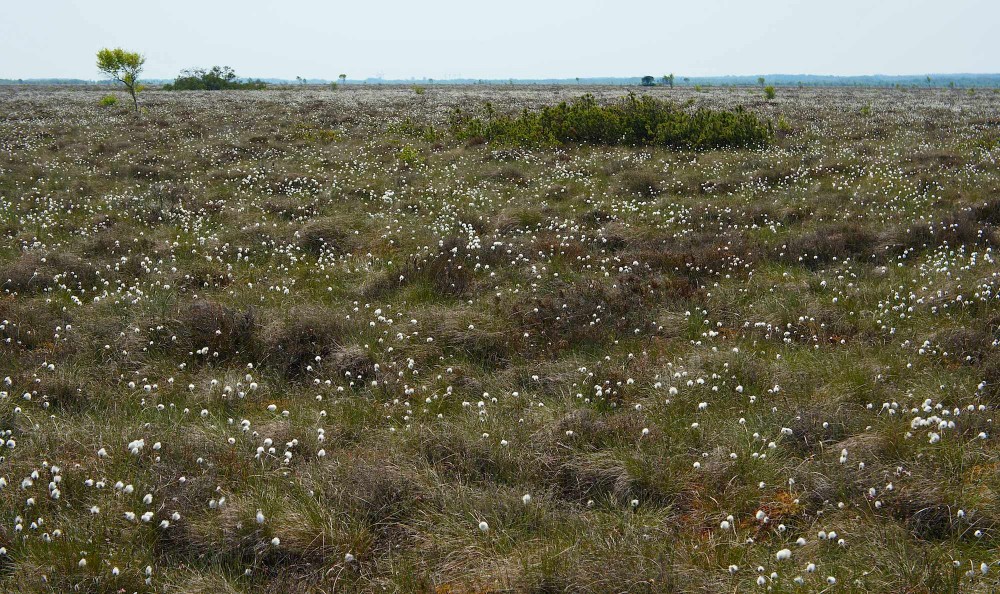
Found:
<box><xmin>449</xmin><ymin>93</ymin><xmax>772</xmax><ymax>150</ymax></box>
<box><xmin>0</xmin><ymin>252</ymin><xmax>102</xmax><ymax>296</ymax></box>
<box><xmin>363</xmin><ymin>236</ymin><xmax>490</xmax><ymax>299</ymax></box>
<box><xmin>973</xmin><ymin>199</ymin><xmax>1000</xmax><ymax>225</ymax></box>
<box><xmin>174</xmin><ymin>300</ymin><xmax>260</xmax><ymax>361</ymax></box>
<box><xmin>297</xmin><ymin>217</ymin><xmax>355</xmax><ymax>255</ymax></box>
<box><xmin>785</xmin><ymin>222</ymin><xmax>878</xmax><ymax>267</ymax></box>
<box><xmin>619</xmin><ymin>169</ymin><xmax>662</xmax><ymax>196</ymax></box>
<box><xmin>885</xmin><ymin>211</ymin><xmax>993</xmax><ymax>257</ymax></box>
<box><xmin>262</xmin><ymin>306</ymin><xmax>352</xmax><ymax>377</ymax></box>
<box><xmin>163</xmin><ymin>66</ymin><xmax>266</xmax><ymax>91</ymax></box>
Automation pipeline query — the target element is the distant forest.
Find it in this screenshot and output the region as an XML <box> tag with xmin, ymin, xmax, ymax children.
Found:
<box><xmin>4</xmin><ymin>73</ymin><xmax>1000</xmax><ymax>87</ymax></box>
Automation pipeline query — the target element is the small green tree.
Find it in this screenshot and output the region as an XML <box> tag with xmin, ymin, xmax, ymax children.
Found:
<box><xmin>339</xmin><ymin>74</ymin><xmax>346</xmax><ymax>85</ymax></box>
<box><xmin>641</xmin><ymin>75</ymin><xmax>656</xmax><ymax>87</ymax></box>
<box><xmin>96</xmin><ymin>47</ymin><xmax>145</xmax><ymax>113</ymax></box>
<box><xmin>757</xmin><ymin>76</ymin><xmax>766</xmax><ymax>88</ymax></box>
<box><xmin>764</xmin><ymin>85</ymin><xmax>776</xmax><ymax>100</ymax></box>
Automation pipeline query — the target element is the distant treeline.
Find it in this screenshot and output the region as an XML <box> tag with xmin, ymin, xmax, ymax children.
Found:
<box><xmin>360</xmin><ymin>74</ymin><xmax>1000</xmax><ymax>88</ymax></box>
<box><xmin>4</xmin><ymin>73</ymin><xmax>1000</xmax><ymax>88</ymax></box>
<box><xmin>0</xmin><ymin>78</ymin><xmax>171</xmax><ymax>86</ymax></box>
<box><xmin>0</xmin><ymin>78</ymin><xmax>99</xmax><ymax>85</ymax></box>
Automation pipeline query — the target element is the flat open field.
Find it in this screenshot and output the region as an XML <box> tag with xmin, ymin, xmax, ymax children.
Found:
<box><xmin>2</xmin><ymin>85</ymin><xmax>1000</xmax><ymax>592</ymax></box>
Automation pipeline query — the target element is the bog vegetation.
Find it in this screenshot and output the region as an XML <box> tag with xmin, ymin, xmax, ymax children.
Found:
<box><xmin>449</xmin><ymin>93</ymin><xmax>773</xmax><ymax>149</ymax></box>
<box><xmin>162</xmin><ymin>66</ymin><xmax>267</xmax><ymax>91</ymax></box>
<box><xmin>1</xmin><ymin>84</ymin><xmax>1000</xmax><ymax>593</ymax></box>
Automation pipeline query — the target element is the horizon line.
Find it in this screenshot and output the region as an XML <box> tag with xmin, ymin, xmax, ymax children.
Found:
<box><xmin>5</xmin><ymin>72</ymin><xmax>1000</xmax><ymax>83</ymax></box>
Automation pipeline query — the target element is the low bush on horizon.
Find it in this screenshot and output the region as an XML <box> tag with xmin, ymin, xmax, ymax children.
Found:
<box><xmin>163</xmin><ymin>65</ymin><xmax>266</xmax><ymax>90</ymax></box>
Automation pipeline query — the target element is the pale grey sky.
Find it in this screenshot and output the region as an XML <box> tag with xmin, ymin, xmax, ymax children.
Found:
<box><xmin>2</xmin><ymin>0</ymin><xmax>997</xmax><ymax>80</ymax></box>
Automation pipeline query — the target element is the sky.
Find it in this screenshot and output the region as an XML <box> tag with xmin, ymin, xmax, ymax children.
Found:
<box><xmin>2</xmin><ymin>0</ymin><xmax>997</xmax><ymax>80</ymax></box>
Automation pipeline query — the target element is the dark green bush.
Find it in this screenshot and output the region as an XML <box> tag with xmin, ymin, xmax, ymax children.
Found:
<box><xmin>163</xmin><ymin>66</ymin><xmax>266</xmax><ymax>90</ymax></box>
<box><xmin>449</xmin><ymin>93</ymin><xmax>772</xmax><ymax>150</ymax></box>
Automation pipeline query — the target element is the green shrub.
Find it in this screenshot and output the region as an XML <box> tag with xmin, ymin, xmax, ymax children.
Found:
<box><xmin>291</xmin><ymin>123</ymin><xmax>339</xmax><ymax>144</ymax></box>
<box><xmin>399</xmin><ymin>145</ymin><xmax>422</xmax><ymax>166</ymax></box>
<box><xmin>164</xmin><ymin>66</ymin><xmax>266</xmax><ymax>90</ymax></box>
<box><xmin>449</xmin><ymin>93</ymin><xmax>772</xmax><ymax>150</ymax></box>
<box><xmin>389</xmin><ymin>117</ymin><xmax>439</xmax><ymax>142</ymax></box>
<box><xmin>764</xmin><ymin>85</ymin><xmax>776</xmax><ymax>100</ymax></box>
<box><xmin>99</xmin><ymin>94</ymin><xmax>118</xmax><ymax>107</ymax></box>
<box><xmin>412</xmin><ymin>85</ymin><xmax>426</xmax><ymax>95</ymax></box>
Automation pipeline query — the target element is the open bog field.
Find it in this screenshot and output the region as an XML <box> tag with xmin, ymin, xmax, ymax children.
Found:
<box><xmin>3</xmin><ymin>85</ymin><xmax>1000</xmax><ymax>592</ymax></box>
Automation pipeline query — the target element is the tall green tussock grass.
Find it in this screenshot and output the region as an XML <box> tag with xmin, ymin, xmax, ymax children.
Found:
<box><xmin>449</xmin><ymin>93</ymin><xmax>773</xmax><ymax>149</ymax></box>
